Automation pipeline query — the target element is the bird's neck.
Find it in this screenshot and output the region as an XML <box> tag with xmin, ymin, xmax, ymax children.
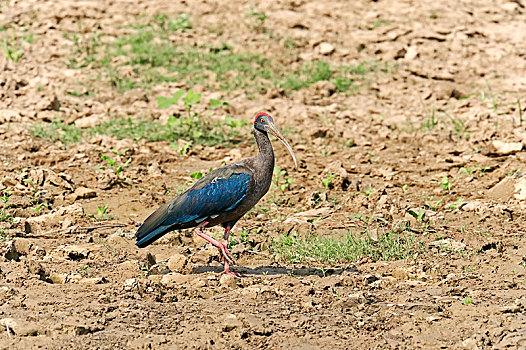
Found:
<box><xmin>254</xmin><ymin>129</ymin><xmax>275</xmax><ymax>169</ymax></box>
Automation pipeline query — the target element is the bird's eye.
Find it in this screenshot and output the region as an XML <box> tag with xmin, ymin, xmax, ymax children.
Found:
<box><xmin>260</xmin><ymin>118</ymin><xmax>264</xmax><ymax>123</ymax></box>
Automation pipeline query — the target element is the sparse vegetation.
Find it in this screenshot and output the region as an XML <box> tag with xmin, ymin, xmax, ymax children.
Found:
<box><xmin>321</xmin><ymin>173</ymin><xmax>335</xmax><ymax>188</ymax></box>
<box><xmin>272</xmin><ymin>230</ymin><xmax>422</xmax><ymax>264</ymax></box>
<box><xmin>59</xmin><ymin>14</ymin><xmax>382</xmax><ymax>95</ymax></box>
<box><xmin>99</xmin><ymin>150</ymin><xmax>132</xmax><ymax>181</ymax></box>
<box><xmin>31</xmin><ymin>120</ymin><xmax>83</xmax><ymax>144</ymax></box>
<box><xmin>273</xmin><ymin>166</ymin><xmax>293</xmax><ymax>191</ymax></box>
<box><xmin>2</xmin><ymin>30</ymin><xmax>24</xmax><ymax>62</ymax></box>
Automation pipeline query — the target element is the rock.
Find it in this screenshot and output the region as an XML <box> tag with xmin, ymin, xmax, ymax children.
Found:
<box><xmin>36</xmin><ymin>95</ymin><xmax>61</xmax><ymax>111</ymax></box>
<box><xmin>75</xmin><ymin>115</ymin><xmax>100</xmax><ymax>128</ymax></box>
<box><xmin>404</xmin><ymin>46</ymin><xmax>418</xmax><ymax>60</ymax></box>
<box><xmin>4</xmin><ymin>241</ymin><xmax>21</xmax><ymax>261</ymax></box>
<box><xmin>426</xmin><ymin>315</ymin><xmax>441</xmax><ymax>322</ymax></box>
<box><xmin>43</xmin><ymin>169</ymin><xmax>74</xmax><ymax>190</ymax></box>
<box><xmin>487</xmin><ymin>177</ymin><xmax>515</xmax><ymax>201</ymax></box>
<box><xmin>120</xmin><ymin>89</ymin><xmax>148</xmax><ymax>104</ymax></box>
<box><xmin>190</xmin><ymin>277</ymin><xmax>207</xmax><ymax>288</ymax></box>
<box><xmin>392</xmin><ymin>268</ymin><xmax>410</xmax><ymax>280</ymax></box>
<box><xmin>78</xmin><ymin>277</ymin><xmax>106</xmax><ymax>285</ymax></box>
<box><xmin>220</xmin><ymin>274</ymin><xmax>238</xmax><ymax>288</ymax></box>
<box><xmin>491</xmin><ymin>140</ymin><xmax>523</xmax><ymax>155</ymax></box>
<box><xmin>167</xmin><ymin>253</ymin><xmax>187</xmax><ymax>273</ymax></box>
<box><xmin>499</xmin><ymin>304</ymin><xmax>521</xmax><ymax>313</ymax></box>
<box><xmin>67</xmin><ymin>187</ymin><xmax>97</xmax><ymax>200</ymax></box>
<box><xmin>97</xmin><ymin>169</ymin><xmax>118</xmax><ymax>190</ymax></box>
<box><xmin>13</xmin><ymin>238</ymin><xmax>32</xmax><ymax>256</ymax></box>
<box><xmin>0</xmin><ymin>318</ymin><xmax>39</xmax><ymax>336</ymax></box>
<box><xmin>222</xmin><ymin>314</ymin><xmax>243</xmax><ymax>332</ymax></box>
<box><xmin>301</xmin><ymin>300</ymin><xmax>314</xmax><ymax>309</ymax></box>
<box><xmin>318</xmin><ymin>42</ymin><xmax>335</xmax><ymax>55</ymax></box>
<box><xmin>513</xmin><ymin>177</ymin><xmax>526</xmax><ymax>200</ymax></box>
<box><xmin>363</xmin><ymin>274</ymin><xmax>379</xmax><ymax>285</ymax></box>
<box><xmin>192</xmin><ymin>245</ymin><xmax>217</xmax><ymax>264</ymax></box>
<box><xmin>460</xmin><ymin>200</ymin><xmax>481</xmax><ymax>212</ymax></box>
<box><xmin>161</xmin><ymin>273</ymin><xmax>190</xmax><ymax>288</ymax></box>
<box><xmin>58</xmin><ymin>203</ymin><xmax>84</xmax><ymax>217</ymax></box>
<box><xmin>148</xmin><ymin>264</ymin><xmax>170</xmax><ymax>275</ymax></box>
<box><xmin>123</xmin><ymin>278</ymin><xmax>139</xmax><ymax>292</ymax></box>
<box><xmin>0</xmin><ymin>109</ymin><xmax>22</xmax><ymax>123</ymax></box>
<box><xmin>241</xmin><ymin>313</ymin><xmax>272</xmax><ymax>335</ymax></box>
<box><xmin>61</xmin><ymin>245</ymin><xmax>90</xmax><ymax>260</ymax></box>
<box><xmin>429</xmin><ymin>239</ymin><xmax>466</xmax><ymax>252</ymax></box>
<box><xmin>457</xmin><ymin>337</ymin><xmax>479</xmax><ymax>350</ymax></box>
<box><xmin>49</xmin><ymin>272</ymin><xmax>67</xmax><ymax>284</ymax></box>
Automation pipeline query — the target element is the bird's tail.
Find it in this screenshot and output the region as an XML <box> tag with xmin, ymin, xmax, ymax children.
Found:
<box><xmin>135</xmin><ymin>201</ymin><xmax>180</xmax><ymax>248</ymax></box>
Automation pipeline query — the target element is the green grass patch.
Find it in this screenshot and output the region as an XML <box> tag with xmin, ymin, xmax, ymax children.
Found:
<box><xmin>272</xmin><ymin>230</ymin><xmax>422</xmax><ymax>264</ymax></box>
<box><xmin>31</xmin><ymin>115</ymin><xmax>248</xmax><ymax>147</ymax></box>
<box><xmin>30</xmin><ymin>120</ymin><xmax>83</xmax><ymax>144</ymax></box>
<box><xmin>92</xmin><ymin>115</ymin><xmax>247</xmax><ymax>145</ymax></box>
<box><xmin>65</xmin><ymin>14</ymin><xmax>384</xmax><ymax>94</ymax></box>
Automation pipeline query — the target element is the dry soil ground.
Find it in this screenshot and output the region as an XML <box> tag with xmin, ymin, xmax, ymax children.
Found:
<box><xmin>1</xmin><ymin>0</ymin><xmax>526</xmax><ymax>349</ymax></box>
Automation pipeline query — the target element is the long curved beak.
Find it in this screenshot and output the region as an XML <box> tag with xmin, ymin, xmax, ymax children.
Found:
<box><xmin>265</xmin><ymin>122</ymin><xmax>298</xmax><ymax>168</ymax></box>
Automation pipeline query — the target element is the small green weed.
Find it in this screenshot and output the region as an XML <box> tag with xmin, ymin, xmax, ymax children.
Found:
<box><xmin>407</xmin><ymin>209</ymin><xmax>426</xmax><ymax>223</ymax></box>
<box><xmin>449</xmin><ymin>197</ymin><xmax>464</xmax><ymax>210</ymax></box>
<box><xmin>421</xmin><ymin>107</ymin><xmax>439</xmax><ymax>131</ymax></box>
<box><xmin>424</xmin><ymin>197</ymin><xmax>443</xmax><ymax>211</ymax></box>
<box><xmin>322</xmin><ymin>173</ymin><xmax>335</xmax><ymax>188</ymax></box>
<box><xmin>273</xmin><ymin>166</ymin><xmax>293</xmax><ymax>191</ymax></box>
<box><xmin>460</xmin><ymin>166</ymin><xmax>491</xmax><ymax>176</ymax></box>
<box><xmin>89</xmin><ymin>204</ymin><xmax>114</xmax><ymax>221</ymax></box>
<box><xmin>97</xmin><ymin>204</ymin><xmax>109</xmax><ymax>216</ymax></box>
<box><xmin>30</xmin><ymin>202</ymin><xmax>49</xmax><ymax>214</ymax></box>
<box><xmin>248</xmin><ymin>8</ymin><xmax>268</xmax><ymax>33</ymax></box>
<box><xmin>361</xmin><ymin>188</ymin><xmax>373</xmax><ymax>196</ymax></box>
<box><xmin>321</xmin><ymin>149</ymin><xmax>332</xmax><ymax>157</ymax></box>
<box><xmin>152</xmin><ymin>13</ymin><xmax>191</xmax><ymax>32</ymax></box>
<box><xmin>190</xmin><ymin>171</ymin><xmax>203</xmax><ymax>180</ymax></box>
<box><xmin>99</xmin><ymin>150</ymin><xmax>132</xmax><ymax>179</ymax></box>
<box><xmin>2</xmin><ymin>30</ymin><xmax>23</xmax><ymax>62</ymax></box>
<box><xmin>432</xmin><ymin>176</ymin><xmax>453</xmax><ymax>194</ymax></box>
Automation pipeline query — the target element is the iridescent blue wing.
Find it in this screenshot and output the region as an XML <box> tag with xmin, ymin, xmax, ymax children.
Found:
<box><xmin>136</xmin><ymin>172</ymin><xmax>251</xmax><ymax>247</ymax></box>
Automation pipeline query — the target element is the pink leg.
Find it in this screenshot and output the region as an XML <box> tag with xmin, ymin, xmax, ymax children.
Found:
<box><xmin>221</xmin><ymin>227</ymin><xmax>241</xmax><ymax>276</ymax></box>
<box><xmin>194</xmin><ymin>222</ymin><xmax>235</xmax><ymax>265</ymax></box>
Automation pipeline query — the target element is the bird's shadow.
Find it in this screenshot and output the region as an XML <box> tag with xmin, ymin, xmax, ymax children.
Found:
<box><xmin>190</xmin><ymin>265</ymin><xmax>358</xmax><ymax>277</ymax></box>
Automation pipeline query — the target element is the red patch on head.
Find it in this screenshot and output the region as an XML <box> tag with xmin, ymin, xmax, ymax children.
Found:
<box><xmin>254</xmin><ymin>112</ymin><xmax>269</xmax><ymax>123</ymax></box>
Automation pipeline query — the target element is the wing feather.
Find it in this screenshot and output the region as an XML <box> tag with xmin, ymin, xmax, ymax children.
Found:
<box><xmin>135</xmin><ymin>172</ymin><xmax>251</xmax><ymax>247</ymax></box>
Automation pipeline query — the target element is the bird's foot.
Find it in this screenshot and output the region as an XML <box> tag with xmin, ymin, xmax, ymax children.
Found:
<box><xmin>222</xmin><ymin>270</ymin><xmax>242</xmax><ymax>277</ymax></box>
<box><xmin>222</xmin><ymin>261</ymin><xmax>242</xmax><ymax>277</ymax></box>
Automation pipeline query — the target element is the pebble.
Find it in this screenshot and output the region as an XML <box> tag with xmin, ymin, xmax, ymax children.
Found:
<box><xmin>167</xmin><ymin>253</ymin><xmax>187</xmax><ymax>273</ymax></box>
<box><xmin>222</xmin><ymin>314</ymin><xmax>243</xmax><ymax>332</ymax></box>
<box><xmin>0</xmin><ymin>318</ymin><xmax>39</xmax><ymax>336</ymax></box>
<box><xmin>318</xmin><ymin>42</ymin><xmax>335</xmax><ymax>55</ymax></box>
<box><xmin>219</xmin><ymin>274</ymin><xmax>238</xmax><ymax>288</ymax></box>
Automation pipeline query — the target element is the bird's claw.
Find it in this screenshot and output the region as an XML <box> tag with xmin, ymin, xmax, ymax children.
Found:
<box><xmin>222</xmin><ymin>270</ymin><xmax>242</xmax><ymax>277</ymax></box>
<box><xmin>219</xmin><ymin>240</ymin><xmax>235</xmax><ymax>265</ymax></box>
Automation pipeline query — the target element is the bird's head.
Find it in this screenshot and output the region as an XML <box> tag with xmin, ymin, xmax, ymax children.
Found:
<box><xmin>254</xmin><ymin>112</ymin><xmax>297</xmax><ymax>168</ymax></box>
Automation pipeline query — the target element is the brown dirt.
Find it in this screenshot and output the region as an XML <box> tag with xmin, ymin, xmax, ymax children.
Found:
<box><xmin>1</xmin><ymin>0</ymin><xmax>526</xmax><ymax>349</ymax></box>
